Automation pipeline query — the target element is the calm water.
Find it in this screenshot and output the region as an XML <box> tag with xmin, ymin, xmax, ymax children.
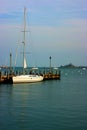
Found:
<box><xmin>0</xmin><ymin>68</ymin><xmax>87</xmax><ymax>130</ymax></box>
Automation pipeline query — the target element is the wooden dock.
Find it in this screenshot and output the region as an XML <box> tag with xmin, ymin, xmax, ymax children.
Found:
<box><xmin>0</xmin><ymin>67</ymin><xmax>61</xmax><ymax>84</ymax></box>
<box><xmin>43</xmin><ymin>73</ymin><xmax>60</xmax><ymax>80</ymax></box>
<box><xmin>0</xmin><ymin>73</ymin><xmax>60</xmax><ymax>84</ymax></box>
<box><xmin>0</xmin><ymin>54</ymin><xmax>61</xmax><ymax>84</ymax></box>
<box><xmin>0</xmin><ymin>75</ymin><xmax>13</xmax><ymax>84</ymax></box>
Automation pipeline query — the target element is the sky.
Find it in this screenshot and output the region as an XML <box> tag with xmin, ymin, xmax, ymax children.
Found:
<box><xmin>0</xmin><ymin>0</ymin><xmax>87</xmax><ymax>67</ymax></box>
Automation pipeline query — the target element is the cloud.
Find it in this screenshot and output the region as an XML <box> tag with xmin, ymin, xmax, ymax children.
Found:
<box><xmin>0</xmin><ymin>18</ymin><xmax>87</xmax><ymax>49</ymax></box>
<box><xmin>0</xmin><ymin>0</ymin><xmax>87</xmax><ymax>26</ymax></box>
<box><xmin>30</xmin><ymin>18</ymin><xmax>87</xmax><ymax>51</ymax></box>
<box><xmin>0</xmin><ymin>0</ymin><xmax>87</xmax><ymax>66</ymax></box>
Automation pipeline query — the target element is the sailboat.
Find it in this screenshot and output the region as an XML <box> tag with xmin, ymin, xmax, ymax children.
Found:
<box><xmin>12</xmin><ymin>8</ymin><xmax>43</xmax><ymax>83</ymax></box>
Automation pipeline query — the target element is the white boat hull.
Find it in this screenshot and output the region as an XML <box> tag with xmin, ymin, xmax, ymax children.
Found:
<box><xmin>12</xmin><ymin>75</ymin><xmax>43</xmax><ymax>83</ymax></box>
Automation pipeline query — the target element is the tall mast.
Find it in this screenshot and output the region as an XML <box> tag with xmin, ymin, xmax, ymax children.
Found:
<box><xmin>23</xmin><ymin>7</ymin><xmax>26</xmax><ymax>73</ymax></box>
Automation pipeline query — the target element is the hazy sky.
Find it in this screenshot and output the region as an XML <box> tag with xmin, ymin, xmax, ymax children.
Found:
<box><xmin>0</xmin><ymin>0</ymin><xmax>87</xmax><ymax>67</ymax></box>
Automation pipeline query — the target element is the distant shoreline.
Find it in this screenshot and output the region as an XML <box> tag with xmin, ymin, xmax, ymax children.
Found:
<box><xmin>60</xmin><ymin>63</ymin><xmax>87</xmax><ymax>68</ymax></box>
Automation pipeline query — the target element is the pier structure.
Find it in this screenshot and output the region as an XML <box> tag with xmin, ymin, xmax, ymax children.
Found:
<box><xmin>0</xmin><ymin>55</ymin><xmax>61</xmax><ymax>84</ymax></box>
<box><xmin>43</xmin><ymin>67</ymin><xmax>60</xmax><ymax>80</ymax></box>
<box><xmin>0</xmin><ymin>68</ymin><xmax>60</xmax><ymax>84</ymax></box>
<box><xmin>0</xmin><ymin>70</ymin><xmax>60</xmax><ymax>84</ymax></box>
<box><xmin>43</xmin><ymin>56</ymin><xmax>60</xmax><ymax>80</ymax></box>
<box><xmin>0</xmin><ymin>71</ymin><xmax>13</xmax><ymax>84</ymax></box>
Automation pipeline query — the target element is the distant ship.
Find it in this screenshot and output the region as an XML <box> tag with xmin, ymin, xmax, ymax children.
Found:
<box><xmin>12</xmin><ymin>8</ymin><xmax>43</xmax><ymax>83</ymax></box>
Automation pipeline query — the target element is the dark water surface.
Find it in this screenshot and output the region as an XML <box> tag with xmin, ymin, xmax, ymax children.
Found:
<box><xmin>0</xmin><ymin>68</ymin><xmax>87</xmax><ymax>130</ymax></box>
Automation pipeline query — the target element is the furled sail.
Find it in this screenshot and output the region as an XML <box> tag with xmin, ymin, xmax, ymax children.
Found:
<box><xmin>24</xmin><ymin>57</ymin><xmax>27</xmax><ymax>68</ymax></box>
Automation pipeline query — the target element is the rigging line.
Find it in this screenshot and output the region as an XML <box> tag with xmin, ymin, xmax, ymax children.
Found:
<box><xmin>14</xmin><ymin>35</ymin><xmax>20</xmax><ymax>68</ymax></box>
<box><xmin>14</xmin><ymin>8</ymin><xmax>26</xmax><ymax>68</ymax></box>
<box><xmin>14</xmin><ymin>23</ymin><xmax>22</xmax><ymax>68</ymax></box>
